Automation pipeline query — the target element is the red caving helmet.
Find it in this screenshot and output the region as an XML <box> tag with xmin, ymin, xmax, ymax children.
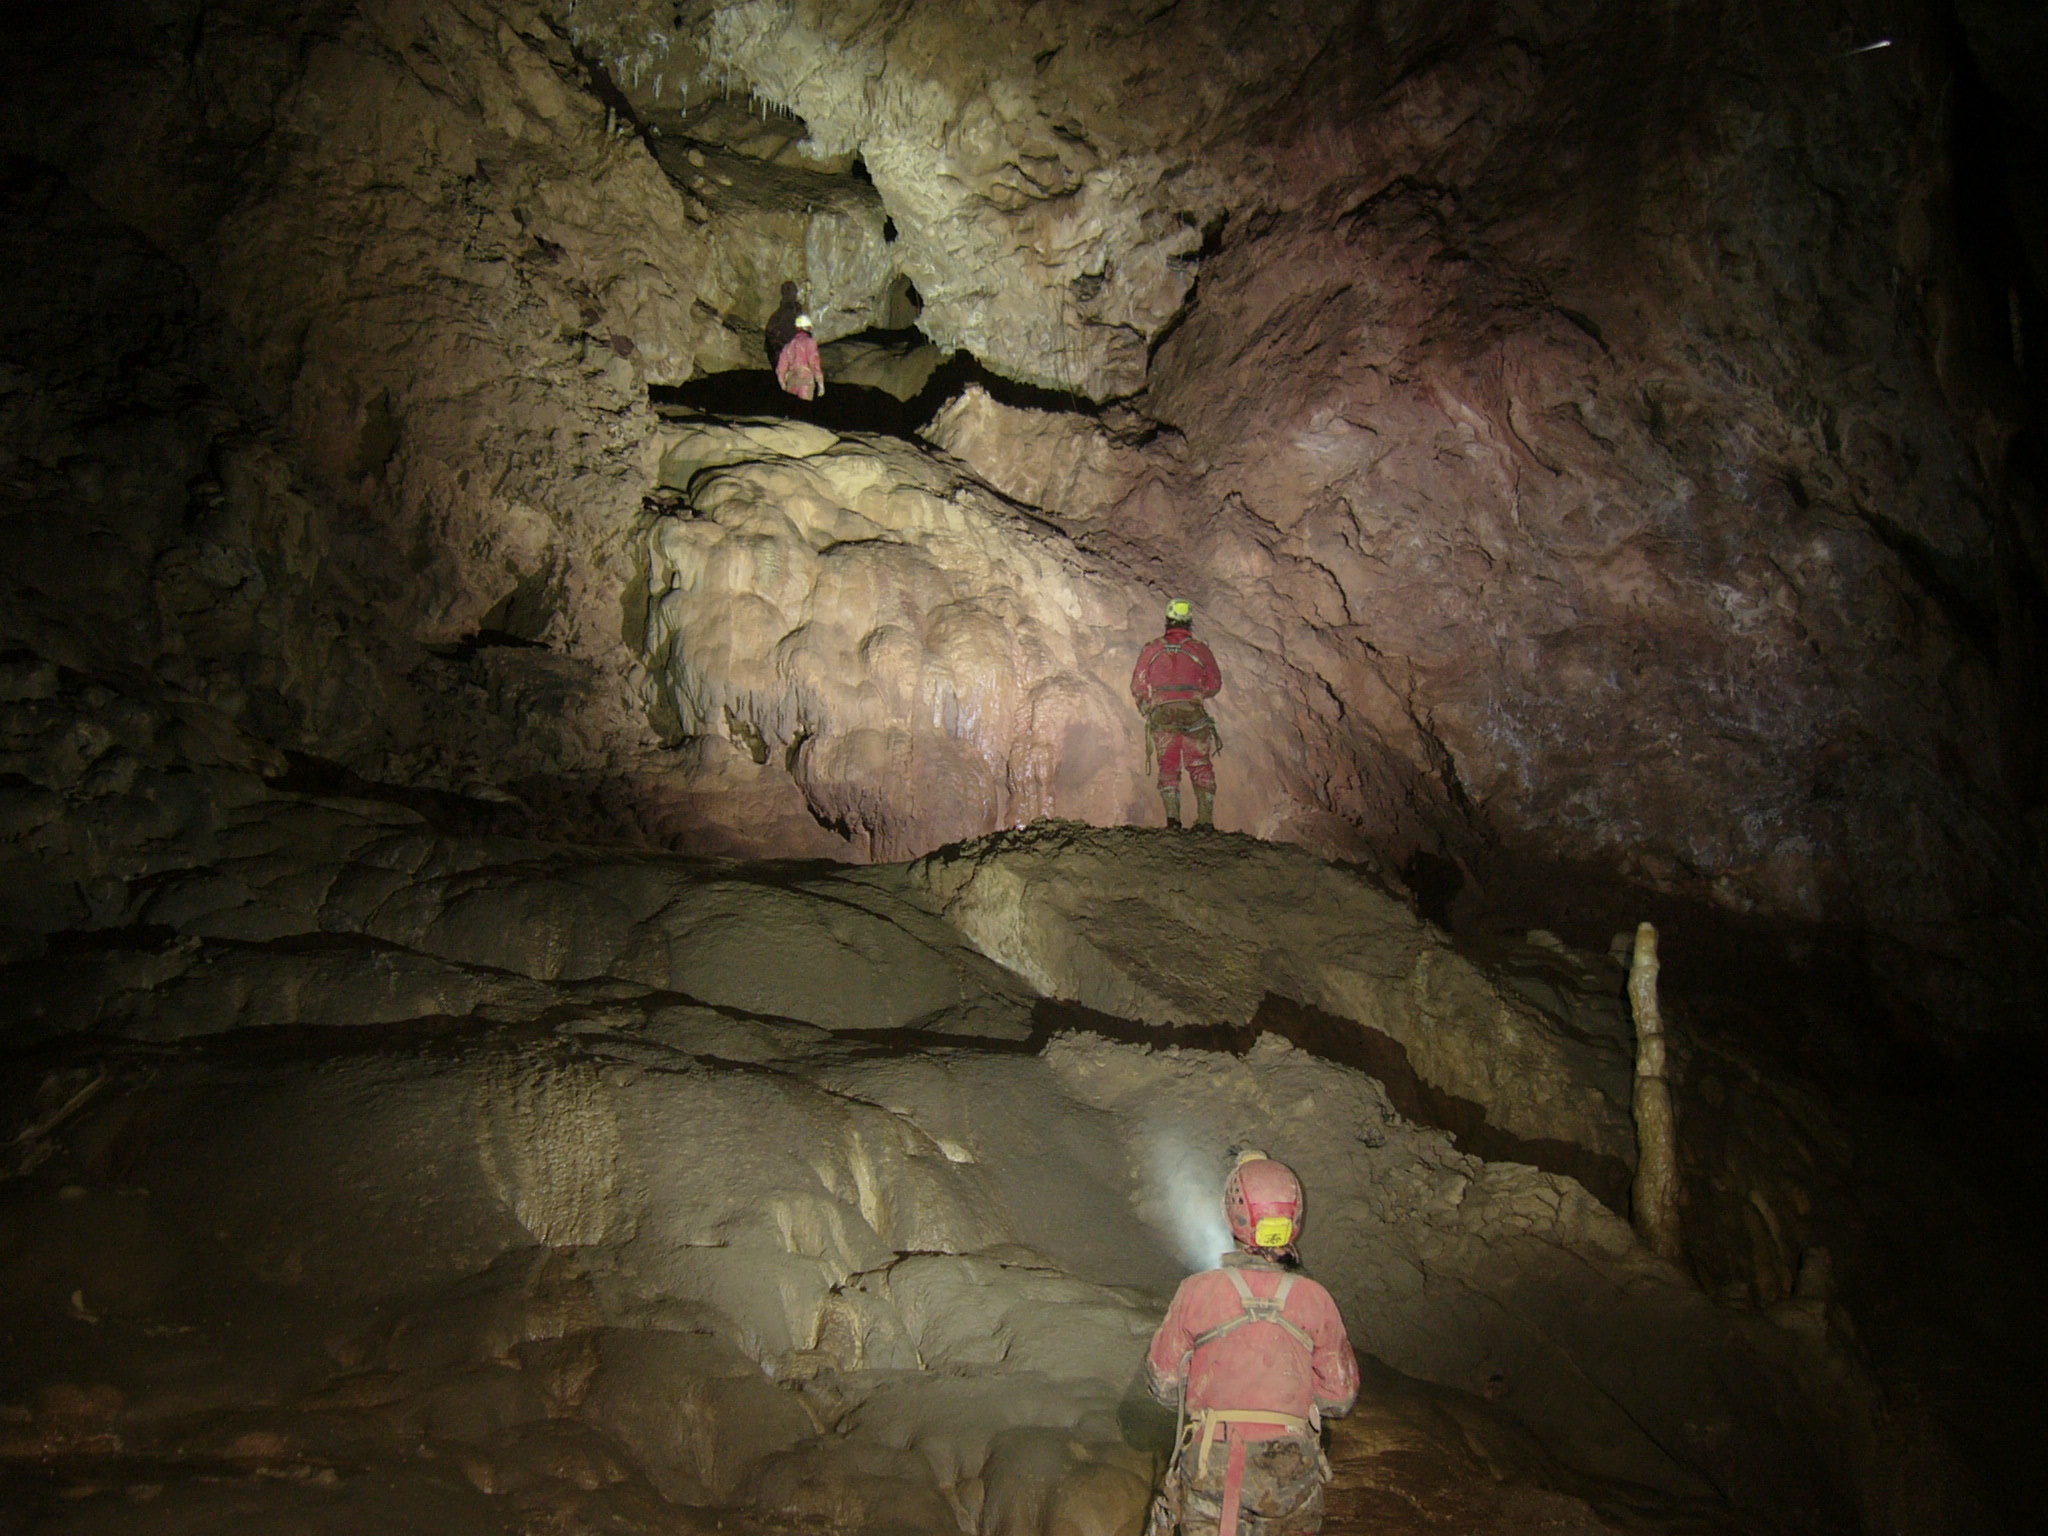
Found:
<box><xmin>1223</xmin><ymin>1150</ymin><xmax>1304</xmax><ymax>1253</ymax></box>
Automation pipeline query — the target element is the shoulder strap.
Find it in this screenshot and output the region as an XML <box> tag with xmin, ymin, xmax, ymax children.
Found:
<box><xmin>1187</xmin><ymin>1268</ymin><xmax>1315</xmax><ymax>1358</ymax></box>
<box><xmin>1142</xmin><ymin>640</ymin><xmax>1185</xmax><ymax>677</ymax></box>
<box><xmin>1144</xmin><ymin>639</ymin><xmax>1209</xmax><ymax>692</ymax></box>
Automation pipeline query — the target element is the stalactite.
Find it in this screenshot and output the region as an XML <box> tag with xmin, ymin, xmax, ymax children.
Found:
<box><xmin>1628</xmin><ymin>921</ymin><xmax>1686</xmax><ymax>1268</ymax></box>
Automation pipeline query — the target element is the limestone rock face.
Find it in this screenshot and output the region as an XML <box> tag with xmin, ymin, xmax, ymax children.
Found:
<box><xmin>1140</xmin><ymin>130</ymin><xmax>2021</xmax><ymax>968</ymax></box>
<box><xmin>912</xmin><ymin>824</ymin><xmax>1637</xmax><ymax>1187</ymax></box>
<box><xmin>562</xmin><ymin>0</ymin><xmax>1274</xmax><ymax>397</ymax></box>
<box><xmin>822</xmin><ymin>333</ymin><xmax>949</xmax><ymax>401</ymax></box>
<box><xmin>0</xmin><ymin>0</ymin><xmax>713</xmax><ymax>816</ymax></box>
<box><xmin>653</xmin><ymin>136</ymin><xmax>897</xmax><ymax>353</ymax></box>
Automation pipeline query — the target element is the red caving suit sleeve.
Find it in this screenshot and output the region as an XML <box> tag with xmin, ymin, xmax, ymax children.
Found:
<box><xmin>1144</xmin><ymin>1274</ymin><xmax>1200</xmax><ymax>1406</ymax></box>
<box><xmin>1301</xmin><ymin>1277</ymin><xmax>1360</xmax><ymax>1418</ymax></box>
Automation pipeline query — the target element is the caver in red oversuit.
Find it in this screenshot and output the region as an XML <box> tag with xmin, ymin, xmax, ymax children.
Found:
<box><xmin>1144</xmin><ymin>1154</ymin><xmax>1359</xmax><ymax>1536</ymax></box>
<box><xmin>775</xmin><ymin>314</ymin><xmax>825</xmax><ymax>401</ymax></box>
<box><xmin>1131</xmin><ymin>600</ymin><xmax>1222</xmax><ymax>828</ymax></box>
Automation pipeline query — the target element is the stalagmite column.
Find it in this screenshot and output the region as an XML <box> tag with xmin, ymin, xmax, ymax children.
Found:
<box><xmin>1628</xmin><ymin>922</ymin><xmax>1685</xmax><ymax>1265</ymax></box>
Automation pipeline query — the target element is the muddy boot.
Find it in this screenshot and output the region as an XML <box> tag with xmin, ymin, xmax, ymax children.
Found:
<box><xmin>1159</xmin><ymin>787</ymin><xmax>1181</xmax><ymax>828</ymax></box>
<box><xmin>1194</xmin><ymin>788</ymin><xmax>1215</xmax><ymax>828</ymax></box>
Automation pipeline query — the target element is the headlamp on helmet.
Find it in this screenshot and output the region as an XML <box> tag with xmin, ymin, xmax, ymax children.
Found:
<box><xmin>1222</xmin><ymin>1149</ymin><xmax>1304</xmax><ymax>1255</ymax></box>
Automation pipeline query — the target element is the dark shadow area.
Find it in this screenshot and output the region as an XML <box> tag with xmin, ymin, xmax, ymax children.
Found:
<box><xmin>1398</xmin><ymin>848</ymin><xmax>1464</xmax><ymax>930</ymax></box>
<box><xmin>651</xmin><ymin>367</ymin><xmax>928</xmax><ymax>436</ymax></box>
<box><xmin>1945</xmin><ymin>10</ymin><xmax>2048</xmax><ymax>839</ymax></box>
<box><xmin>261</xmin><ymin>750</ymin><xmax>538</xmax><ymax>838</ymax></box>
<box><xmin>425</xmin><ymin>629</ymin><xmax>549</xmax><ymax>660</ymax></box>
<box><xmin>650</xmin><ymin>333</ymin><xmax>1110</xmax><ymax>440</ymax></box>
<box><xmin>1442</xmin><ymin>837</ymin><xmax>2048</xmax><ymax>1091</ymax></box>
<box><xmin>561</xmin><ymin>44</ymin><xmax>659</xmax><ymax>151</ymax></box>
<box><xmin>1451</xmin><ymin>850</ymin><xmax>2048</xmax><ymax>1533</ymax></box>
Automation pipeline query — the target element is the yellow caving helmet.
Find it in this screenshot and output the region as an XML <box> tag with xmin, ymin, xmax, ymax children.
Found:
<box><xmin>1166</xmin><ymin>598</ymin><xmax>1193</xmax><ymax>625</ymax></box>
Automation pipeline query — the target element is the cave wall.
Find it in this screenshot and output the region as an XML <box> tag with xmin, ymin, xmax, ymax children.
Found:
<box><xmin>4</xmin><ymin>0</ymin><xmax>720</xmax><ymax>819</ymax></box>
<box><xmin>573</xmin><ymin>0</ymin><xmax>2048</xmax><ymax>1033</ymax></box>
<box><xmin>2</xmin><ymin>0</ymin><xmax>2042</xmax><ymax>1036</ymax></box>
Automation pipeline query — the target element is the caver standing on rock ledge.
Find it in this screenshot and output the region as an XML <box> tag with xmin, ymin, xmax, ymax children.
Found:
<box><xmin>1144</xmin><ymin>1153</ymin><xmax>1359</xmax><ymax>1536</ymax></box>
<box><xmin>1132</xmin><ymin>599</ymin><xmax>1223</xmax><ymax>828</ymax></box>
<box><xmin>775</xmin><ymin>313</ymin><xmax>826</xmax><ymax>400</ymax></box>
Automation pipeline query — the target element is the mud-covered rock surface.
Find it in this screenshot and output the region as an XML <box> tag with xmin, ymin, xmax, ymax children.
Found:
<box><xmin>0</xmin><ymin>727</ymin><xmax>1858</xmax><ymax>1535</ymax></box>
<box><xmin>3</xmin><ymin>661</ymin><xmax>2030</xmax><ymax>1534</ymax></box>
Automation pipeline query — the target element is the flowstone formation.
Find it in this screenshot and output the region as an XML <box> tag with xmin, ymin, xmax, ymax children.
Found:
<box><xmin>639</xmin><ymin>416</ymin><xmax>1154</xmax><ymax>856</ymax></box>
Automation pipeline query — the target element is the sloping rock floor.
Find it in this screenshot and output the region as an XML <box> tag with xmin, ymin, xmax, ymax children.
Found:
<box><xmin>2</xmin><ymin>676</ymin><xmax>1859</xmax><ymax>1534</ymax></box>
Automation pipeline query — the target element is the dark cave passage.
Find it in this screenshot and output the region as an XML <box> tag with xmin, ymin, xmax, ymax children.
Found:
<box><xmin>653</xmin><ymin>363</ymin><xmax>933</xmax><ymax>436</ymax></box>
<box><xmin>651</xmin><ymin>336</ymin><xmax>1113</xmax><ymax>439</ymax></box>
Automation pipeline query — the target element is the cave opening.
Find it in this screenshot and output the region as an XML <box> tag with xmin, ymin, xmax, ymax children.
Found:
<box><xmin>651</xmin><ymin>333</ymin><xmax>1118</xmax><ymax>436</ymax></box>
<box><xmin>4</xmin><ymin>2</ymin><xmax>2046</xmax><ymax>1534</ymax></box>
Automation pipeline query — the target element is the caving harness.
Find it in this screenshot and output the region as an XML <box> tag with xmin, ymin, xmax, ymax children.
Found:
<box><xmin>1153</xmin><ymin>1268</ymin><xmax>1318</xmax><ymax>1536</ymax></box>
<box><xmin>1140</xmin><ymin>639</ymin><xmax>1222</xmax><ymax>774</ymax></box>
<box><xmin>1139</xmin><ymin>636</ymin><xmax>1216</xmax><ymax>705</ymax></box>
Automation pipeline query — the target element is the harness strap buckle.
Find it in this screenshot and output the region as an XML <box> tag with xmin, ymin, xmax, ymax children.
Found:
<box><xmin>1189</xmin><ymin>1408</ymin><xmax>1315</xmax><ymax>1476</ymax></box>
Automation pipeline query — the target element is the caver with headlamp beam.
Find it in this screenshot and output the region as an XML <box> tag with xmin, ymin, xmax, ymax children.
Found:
<box><xmin>1143</xmin><ymin>1153</ymin><xmax>1359</xmax><ymax>1536</ymax></box>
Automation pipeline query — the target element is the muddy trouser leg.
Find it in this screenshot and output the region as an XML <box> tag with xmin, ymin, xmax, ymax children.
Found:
<box><xmin>1182</xmin><ymin>731</ymin><xmax>1216</xmax><ymax>827</ymax></box>
<box><xmin>1175</xmin><ymin>1437</ymin><xmax>1324</xmax><ymax>1536</ymax></box>
<box><xmin>1157</xmin><ymin>730</ymin><xmax>1187</xmax><ymax>826</ymax></box>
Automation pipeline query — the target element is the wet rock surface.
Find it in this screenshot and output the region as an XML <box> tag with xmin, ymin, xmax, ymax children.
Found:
<box><xmin>913</xmin><ymin>823</ymin><xmax>1636</xmax><ymax>1195</ymax></box>
<box><xmin>0</xmin><ymin>659</ymin><xmax>1880</xmax><ymax>1529</ymax></box>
